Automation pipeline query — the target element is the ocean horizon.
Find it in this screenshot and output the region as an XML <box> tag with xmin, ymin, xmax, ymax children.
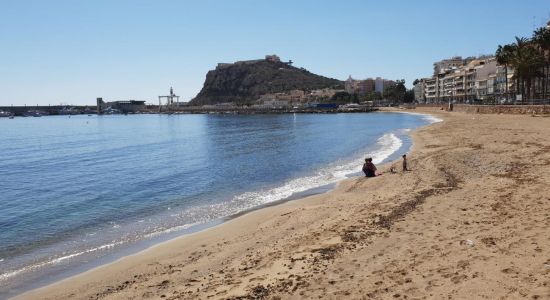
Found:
<box><xmin>0</xmin><ymin>112</ymin><xmax>439</xmax><ymax>298</ymax></box>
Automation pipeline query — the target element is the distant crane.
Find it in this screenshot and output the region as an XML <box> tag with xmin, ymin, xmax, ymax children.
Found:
<box><xmin>158</xmin><ymin>87</ymin><xmax>180</xmax><ymax>112</ymax></box>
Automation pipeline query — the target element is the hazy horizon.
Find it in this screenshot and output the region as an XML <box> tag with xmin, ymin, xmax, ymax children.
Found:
<box><xmin>1</xmin><ymin>0</ymin><xmax>549</xmax><ymax>106</ymax></box>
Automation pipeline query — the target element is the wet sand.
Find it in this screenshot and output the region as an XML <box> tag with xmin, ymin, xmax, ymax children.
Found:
<box><xmin>14</xmin><ymin>108</ymin><xmax>550</xmax><ymax>299</ymax></box>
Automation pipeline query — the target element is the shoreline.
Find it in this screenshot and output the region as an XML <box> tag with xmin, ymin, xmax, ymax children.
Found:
<box><xmin>5</xmin><ymin>182</ymin><xmax>342</xmax><ymax>298</ymax></box>
<box><xmin>14</xmin><ymin>108</ymin><xmax>550</xmax><ymax>299</ymax></box>
<box><xmin>6</xmin><ymin>111</ymin><xmax>429</xmax><ymax>299</ymax></box>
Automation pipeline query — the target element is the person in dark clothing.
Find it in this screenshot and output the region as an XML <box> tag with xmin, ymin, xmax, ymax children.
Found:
<box><xmin>362</xmin><ymin>158</ymin><xmax>369</xmax><ymax>177</ymax></box>
<box><xmin>402</xmin><ymin>154</ymin><xmax>408</xmax><ymax>171</ymax></box>
<box><xmin>362</xmin><ymin>158</ymin><xmax>377</xmax><ymax>177</ymax></box>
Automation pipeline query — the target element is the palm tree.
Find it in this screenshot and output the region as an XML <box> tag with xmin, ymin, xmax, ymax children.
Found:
<box><xmin>512</xmin><ymin>37</ymin><xmax>529</xmax><ymax>100</ymax></box>
<box><xmin>496</xmin><ymin>44</ymin><xmax>514</xmax><ymax>100</ymax></box>
<box><xmin>533</xmin><ymin>27</ymin><xmax>550</xmax><ymax>100</ymax></box>
<box><xmin>507</xmin><ymin>37</ymin><xmax>543</xmax><ymax>101</ymax></box>
<box><xmin>521</xmin><ymin>46</ymin><xmax>545</xmax><ymax>101</ymax></box>
<box><xmin>499</xmin><ymin>38</ymin><xmax>523</xmax><ymax>101</ymax></box>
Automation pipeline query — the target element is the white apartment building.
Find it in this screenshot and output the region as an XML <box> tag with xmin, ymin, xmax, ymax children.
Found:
<box><xmin>424</xmin><ymin>78</ymin><xmax>438</xmax><ymax>103</ymax></box>
<box><xmin>413</xmin><ymin>80</ymin><xmax>426</xmax><ymax>102</ymax></box>
<box><xmin>375</xmin><ymin>77</ymin><xmax>384</xmax><ymax>93</ymax></box>
<box><xmin>422</xmin><ymin>56</ymin><xmax>512</xmax><ymax>103</ymax></box>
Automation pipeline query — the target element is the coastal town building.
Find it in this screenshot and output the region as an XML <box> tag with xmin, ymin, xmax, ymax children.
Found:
<box><xmin>253</xmin><ymin>98</ymin><xmax>290</xmax><ymax>109</ymax></box>
<box><xmin>265</xmin><ymin>54</ymin><xmax>281</xmax><ymax>62</ymax></box>
<box><xmin>413</xmin><ymin>80</ymin><xmax>425</xmax><ymax>102</ymax></box>
<box><xmin>345</xmin><ymin>76</ymin><xmax>394</xmax><ymax>96</ymax></box>
<box><xmin>217</xmin><ymin>54</ymin><xmax>283</xmax><ymax>70</ymax></box>
<box><xmin>474</xmin><ymin>59</ymin><xmax>497</xmax><ymax>99</ymax></box>
<box><xmin>495</xmin><ymin>65</ymin><xmax>514</xmax><ymax>96</ymax></box>
<box><xmin>433</xmin><ymin>56</ymin><xmax>468</xmax><ymax>75</ymax></box>
<box><xmin>423</xmin><ymin>77</ymin><xmax>438</xmax><ymax>102</ymax></box>
<box><xmin>345</xmin><ymin>76</ymin><xmax>375</xmax><ymax>95</ymax></box>
<box><xmin>418</xmin><ymin>55</ymin><xmax>515</xmax><ymax>103</ymax></box>
<box><xmin>345</xmin><ymin>76</ymin><xmax>358</xmax><ymax>94</ymax></box>
<box><xmin>254</xmin><ymin>88</ymin><xmax>344</xmax><ymax>108</ymax></box>
<box><xmin>307</xmin><ymin>88</ymin><xmax>341</xmax><ymax>100</ymax></box>
<box><xmin>96</xmin><ymin>98</ymin><xmax>146</xmax><ymax>113</ymax></box>
<box><xmin>258</xmin><ymin>90</ymin><xmax>305</xmax><ymax>103</ymax></box>
<box><xmin>360</xmin><ymin>79</ymin><xmax>375</xmax><ymax>94</ymax></box>
<box><xmin>417</xmin><ymin>20</ymin><xmax>550</xmax><ymax>103</ymax></box>
<box><xmin>375</xmin><ymin>77</ymin><xmax>384</xmax><ymax>93</ymax></box>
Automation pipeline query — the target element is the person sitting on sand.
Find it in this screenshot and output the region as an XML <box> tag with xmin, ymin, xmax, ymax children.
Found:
<box><xmin>362</xmin><ymin>158</ymin><xmax>370</xmax><ymax>177</ymax></box>
<box><xmin>362</xmin><ymin>158</ymin><xmax>377</xmax><ymax>177</ymax></box>
<box><xmin>402</xmin><ymin>154</ymin><xmax>408</xmax><ymax>171</ymax></box>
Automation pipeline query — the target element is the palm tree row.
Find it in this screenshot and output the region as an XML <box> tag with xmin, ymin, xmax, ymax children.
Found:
<box><xmin>495</xmin><ymin>24</ymin><xmax>550</xmax><ymax>101</ymax></box>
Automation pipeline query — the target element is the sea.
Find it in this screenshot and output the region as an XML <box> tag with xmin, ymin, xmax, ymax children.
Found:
<box><xmin>0</xmin><ymin>112</ymin><xmax>440</xmax><ymax>298</ymax></box>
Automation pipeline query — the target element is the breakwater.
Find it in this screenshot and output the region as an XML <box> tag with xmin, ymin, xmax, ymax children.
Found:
<box><xmin>0</xmin><ymin>106</ymin><xmax>95</xmax><ymax>116</ymax></box>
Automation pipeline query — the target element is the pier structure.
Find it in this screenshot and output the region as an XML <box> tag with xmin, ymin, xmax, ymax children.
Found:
<box><xmin>96</xmin><ymin>97</ymin><xmax>146</xmax><ymax>114</ymax></box>
<box><xmin>158</xmin><ymin>87</ymin><xmax>180</xmax><ymax>112</ymax></box>
<box><xmin>96</xmin><ymin>97</ymin><xmax>103</xmax><ymax>114</ymax></box>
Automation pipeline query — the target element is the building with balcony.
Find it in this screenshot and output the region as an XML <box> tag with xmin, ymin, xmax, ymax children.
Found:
<box><xmin>433</xmin><ymin>56</ymin><xmax>465</xmax><ymax>75</ymax></box>
<box><xmin>424</xmin><ymin>78</ymin><xmax>438</xmax><ymax>103</ymax></box>
<box><xmin>494</xmin><ymin>65</ymin><xmax>514</xmax><ymax>98</ymax></box>
<box><xmin>421</xmin><ymin>55</ymin><xmax>509</xmax><ymax>103</ymax></box>
<box><xmin>345</xmin><ymin>76</ymin><xmax>377</xmax><ymax>95</ymax></box>
<box><xmin>414</xmin><ymin>79</ymin><xmax>426</xmax><ymax>102</ymax></box>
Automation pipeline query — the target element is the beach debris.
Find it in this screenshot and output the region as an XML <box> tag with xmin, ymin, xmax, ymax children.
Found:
<box><xmin>374</xmin><ymin>188</ymin><xmax>439</xmax><ymax>229</ymax></box>
<box><xmin>480</xmin><ymin>237</ymin><xmax>497</xmax><ymax>247</ymax></box>
<box><xmin>312</xmin><ymin>244</ymin><xmax>342</xmax><ymax>261</ymax></box>
<box><xmin>460</xmin><ymin>239</ymin><xmax>475</xmax><ymax>246</ymax></box>
<box><xmin>544</xmin><ymin>264</ymin><xmax>550</xmax><ymax>269</ymax></box>
<box><xmin>249</xmin><ymin>285</ymin><xmax>270</xmax><ymax>298</ymax></box>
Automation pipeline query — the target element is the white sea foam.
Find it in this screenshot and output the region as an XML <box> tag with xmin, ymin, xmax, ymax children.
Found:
<box><xmin>230</xmin><ymin>132</ymin><xmax>402</xmax><ymax>207</ymax></box>
<box><xmin>0</xmin><ymin>240</ymin><xmax>126</xmax><ymax>282</ymax></box>
<box><xmin>371</xmin><ymin>133</ymin><xmax>403</xmax><ymax>164</ymax></box>
<box><xmin>168</xmin><ymin>133</ymin><xmax>404</xmax><ymax>224</ymax></box>
<box><xmin>142</xmin><ymin>222</ymin><xmax>200</xmax><ymax>239</ymax></box>
<box><xmin>391</xmin><ymin>111</ymin><xmax>443</xmax><ymax>124</ymax></box>
<box><xmin>421</xmin><ymin>114</ymin><xmax>443</xmax><ymax>124</ymax></box>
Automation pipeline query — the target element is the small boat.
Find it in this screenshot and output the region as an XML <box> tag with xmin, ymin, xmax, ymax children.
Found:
<box><xmin>0</xmin><ymin>111</ymin><xmax>14</xmax><ymax>118</ymax></box>
<box><xmin>23</xmin><ymin>110</ymin><xmax>49</xmax><ymax>117</ymax></box>
<box><xmin>58</xmin><ymin>107</ymin><xmax>81</xmax><ymax>115</ymax></box>
<box><xmin>102</xmin><ymin>107</ymin><xmax>122</xmax><ymax>115</ymax></box>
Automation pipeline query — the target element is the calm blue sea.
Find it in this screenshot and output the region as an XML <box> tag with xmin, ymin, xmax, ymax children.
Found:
<box><xmin>0</xmin><ymin>112</ymin><xmax>439</xmax><ymax>298</ymax></box>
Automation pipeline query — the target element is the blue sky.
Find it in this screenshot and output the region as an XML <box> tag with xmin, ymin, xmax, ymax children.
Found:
<box><xmin>1</xmin><ymin>0</ymin><xmax>549</xmax><ymax>106</ymax></box>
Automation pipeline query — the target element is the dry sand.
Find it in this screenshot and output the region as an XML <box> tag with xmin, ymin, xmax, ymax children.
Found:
<box><xmin>14</xmin><ymin>108</ymin><xmax>550</xmax><ymax>299</ymax></box>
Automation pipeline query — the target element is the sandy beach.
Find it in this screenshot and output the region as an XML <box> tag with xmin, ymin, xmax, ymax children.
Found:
<box><xmin>14</xmin><ymin>108</ymin><xmax>550</xmax><ymax>299</ymax></box>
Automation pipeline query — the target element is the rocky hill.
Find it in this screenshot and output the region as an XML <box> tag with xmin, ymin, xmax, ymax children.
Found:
<box><xmin>190</xmin><ymin>59</ymin><xmax>343</xmax><ymax>105</ymax></box>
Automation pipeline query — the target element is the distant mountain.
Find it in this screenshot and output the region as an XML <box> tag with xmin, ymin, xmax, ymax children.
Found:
<box><xmin>190</xmin><ymin>59</ymin><xmax>343</xmax><ymax>105</ymax></box>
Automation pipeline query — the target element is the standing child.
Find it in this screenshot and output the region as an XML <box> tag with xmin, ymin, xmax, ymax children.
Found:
<box><xmin>402</xmin><ymin>154</ymin><xmax>408</xmax><ymax>171</ymax></box>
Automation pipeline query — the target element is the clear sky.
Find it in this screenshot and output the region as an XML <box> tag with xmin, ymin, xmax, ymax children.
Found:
<box><xmin>1</xmin><ymin>0</ymin><xmax>549</xmax><ymax>106</ymax></box>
